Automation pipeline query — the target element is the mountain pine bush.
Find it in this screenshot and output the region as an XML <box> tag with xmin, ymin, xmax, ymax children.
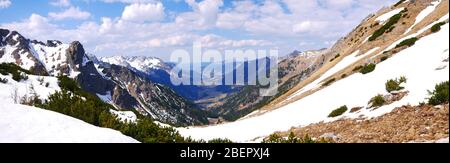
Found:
<box><xmin>369</xmin><ymin>12</ymin><xmax>402</xmax><ymax>41</ymax></box>
<box><xmin>395</xmin><ymin>37</ymin><xmax>418</xmax><ymax>48</ymax></box>
<box><xmin>360</xmin><ymin>63</ymin><xmax>376</xmax><ymax>74</ymax></box>
<box><xmin>385</xmin><ymin>76</ymin><xmax>407</xmax><ymax>93</ymax></box>
<box><xmin>369</xmin><ymin>94</ymin><xmax>386</xmax><ymax>108</ymax></box>
<box><xmin>262</xmin><ymin>132</ymin><xmax>330</xmax><ymax>143</ymax></box>
<box><xmin>0</xmin><ymin>63</ymin><xmax>31</xmax><ymax>81</ymax></box>
<box><xmin>427</xmin><ymin>81</ymin><xmax>449</xmax><ymax>105</ymax></box>
<box><xmin>431</xmin><ymin>22</ymin><xmax>447</xmax><ymax>33</ymax></box>
<box><xmin>37</xmin><ymin>76</ymin><xmax>189</xmax><ymax>143</ymax></box>
<box><xmin>328</xmin><ymin>105</ymin><xmax>348</xmax><ymax>117</ymax></box>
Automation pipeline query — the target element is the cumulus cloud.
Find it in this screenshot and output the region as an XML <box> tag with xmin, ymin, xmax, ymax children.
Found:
<box><xmin>101</xmin><ymin>0</ymin><xmax>159</xmax><ymax>3</ymax></box>
<box><xmin>48</xmin><ymin>7</ymin><xmax>91</xmax><ymax>20</ymax></box>
<box><xmin>50</xmin><ymin>0</ymin><xmax>71</xmax><ymax>7</ymax></box>
<box><xmin>1</xmin><ymin>0</ymin><xmax>399</xmax><ymax>59</ymax></box>
<box><xmin>121</xmin><ymin>2</ymin><xmax>165</xmax><ymax>22</ymax></box>
<box><xmin>176</xmin><ymin>0</ymin><xmax>223</xmax><ymax>28</ymax></box>
<box><xmin>0</xmin><ymin>0</ymin><xmax>11</xmax><ymax>9</ymax></box>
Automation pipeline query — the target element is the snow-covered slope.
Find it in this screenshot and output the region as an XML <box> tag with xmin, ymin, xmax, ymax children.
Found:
<box><xmin>0</xmin><ymin>103</ymin><xmax>138</xmax><ymax>143</ymax></box>
<box><xmin>99</xmin><ymin>56</ymin><xmax>166</xmax><ymax>73</ymax></box>
<box><xmin>178</xmin><ymin>17</ymin><xmax>449</xmax><ymax>142</ymax></box>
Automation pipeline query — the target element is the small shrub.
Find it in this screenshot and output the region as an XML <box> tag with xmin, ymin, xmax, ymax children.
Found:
<box><xmin>395</xmin><ymin>37</ymin><xmax>418</xmax><ymax>48</ymax></box>
<box><xmin>431</xmin><ymin>22</ymin><xmax>447</xmax><ymax>33</ymax></box>
<box><xmin>369</xmin><ymin>13</ymin><xmax>402</xmax><ymax>41</ymax></box>
<box><xmin>427</xmin><ymin>81</ymin><xmax>449</xmax><ymax>105</ymax></box>
<box><xmin>380</xmin><ymin>56</ymin><xmax>389</xmax><ymax>62</ymax></box>
<box><xmin>0</xmin><ymin>63</ymin><xmax>32</xmax><ymax>82</ymax></box>
<box><xmin>360</xmin><ymin>63</ymin><xmax>376</xmax><ymax>74</ymax></box>
<box><xmin>57</xmin><ymin>75</ymin><xmax>80</xmax><ymax>92</ymax></box>
<box><xmin>45</xmin><ymin>82</ymin><xmax>50</xmax><ymax>87</ymax></box>
<box><xmin>385</xmin><ymin>76</ymin><xmax>407</xmax><ymax>93</ymax></box>
<box><xmin>369</xmin><ymin>94</ymin><xmax>386</xmax><ymax>108</ymax></box>
<box><xmin>322</xmin><ymin>78</ymin><xmax>336</xmax><ymax>86</ymax></box>
<box><xmin>330</xmin><ymin>54</ymin><xmax>341</xmax><ymax>62</ymax></box>
<box><xmin>262</xmin><ymin>132</ymin><xmax>330</xmax><ymax>143</ymax></box>
<box><xmin>328</xmin><ymin>105</ymin><xmax>348</xmax><ymax>117</ymax></box>
<box><xmin>208</xmin><ymin>138</ymin><xmax>234</xmax><ymax>143</ymax></box>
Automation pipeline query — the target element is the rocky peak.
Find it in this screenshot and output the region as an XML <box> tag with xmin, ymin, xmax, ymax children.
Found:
<box><xmin>66</xmin><ymin>41</ymin><xmax>87</xmax><ymax>72</ymax></box>
<box><xmin>46</xmin><ymin>40</ymin><xmax>62</xmax><ymax>47</ymax></box>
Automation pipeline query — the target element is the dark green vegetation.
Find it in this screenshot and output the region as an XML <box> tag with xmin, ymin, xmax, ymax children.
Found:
<box><xmin>263</xmin><ymin>132</ymin><xmax>331</xmax><ymax>143</ymax></box>
<box><xmin>431</xmin><ymin>22</ymin><xmax>447</xmax><ymax>33</ymax></box>
<box><xmin>369</xmin><ymin>94</ymin><xmax>386</xmax><ymax>108</ymax></box>
<box><xmin>329</xmin><ymin>53</ymin><xmax>340</xmax><ymax>62</ymax></box>
<box><xmin>385</xmin><ymin>76</ymin><xmax>407</xmax><ymax>93</ymax></box>
<box><xmin>369</xmin><ymin>11</ymin><xmax>403</xmax><ymax>41</ymax></box>
<box><xmin>395</xmin><ymin>37</ymin><xmax>418</xmax><ymax>48</ymax></box>
<box><xmin>359</xmin><ymin>63</ymin><xmax>376</xmax><ymax>74</ymax></box>
<box><xmin>206</xmin><ymin>138</ymin><xmax>234</xmax><ymax>143</ymax></box>
<box><xmin>36</xmin><ymin>76</ymin><xmax>190</xmax><ymax>143</ymax></box>
<box><xmin>0</xmin><ymin>63</ymin><xmax>31</xmax><ymax>81</ymax></box>
<box><xmin>322</xmin><ymin>78</ymin><xmax>336</xmax><ymax>87</ymax></box>
<box><xmin>328</xmin><ymin>105</ymin><xmax>348</xmax><ymax>117</ymax></box>
<box><xmin>380</xmin><ymin>56</ymin><xmax>389</xmax><ymax>62</ymax></box>
<box><xmin>394</xmin><ymin>0</ymin><xmax>406</xmax><ymax>7</ymax></box>
<box><xmin>427</xmin><ymin>81</ymin><xmax>449</xmax><ymax>105</ymax></box>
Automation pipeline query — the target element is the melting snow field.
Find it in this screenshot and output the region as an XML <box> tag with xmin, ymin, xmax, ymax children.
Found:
<box><xmin>178</xmin><ymin>25</ymin><xmax>450</xmax><ymax>142</ymax></box>
<box><xmin>0</xmin><ymin>103</ymin><xmax>138</xmax><ymax>143</ymax></box>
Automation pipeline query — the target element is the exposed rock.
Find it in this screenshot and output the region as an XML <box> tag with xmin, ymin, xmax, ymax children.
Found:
<box><xmin>277</xmin><ymin>103</ymin><xmax>449</xmax><ymax>143</ymax></box>
<box><xmin>350</xmin><ymin>107</ymin><xmax>363</xmax><ymax>113</ymax></box>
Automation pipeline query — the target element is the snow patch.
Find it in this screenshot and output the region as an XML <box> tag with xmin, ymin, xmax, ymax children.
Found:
<box><xmin>404</xmin><ymin>0</ymin><xmax>442</xmax><ymax>34</ymax></box>
<box><xmin>375</xmin><ymin>7</ymin><xmax>404</xmax><ymax>23</ymax></box>
<box><xmin>0</xmin><ymin>103</ymin><xmax>138</xmax><ymax>143</ymax></box>
<box><xmin>110</xmin><ymin>109</ymin><xmax>137</xmax><ymax>123</ymax></box>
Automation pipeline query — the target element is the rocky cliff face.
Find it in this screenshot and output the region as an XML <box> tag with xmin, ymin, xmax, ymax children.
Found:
<box><xmin>0</xmin><ymin>29</ymin><xmax>48</xmax><ymax>75</ymax></box>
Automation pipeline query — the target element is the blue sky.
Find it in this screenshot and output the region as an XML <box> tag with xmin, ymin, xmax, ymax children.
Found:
<box><xmin>0</xmin><ymin>0</ymin><xmax>397</xmax><ymax>61</ymax></box>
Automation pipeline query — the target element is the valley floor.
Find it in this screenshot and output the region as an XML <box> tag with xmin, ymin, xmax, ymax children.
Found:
<box><xmin>275</xmin><ymin>103</ymin><xmax>449</xmax><ymax>143</ymax></box>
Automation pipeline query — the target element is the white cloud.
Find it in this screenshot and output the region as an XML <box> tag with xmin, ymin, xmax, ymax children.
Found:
<box><xmin>48</xmin><ymin>7</ymin><xmax>91</xmax><ymax>20</ymax></box>
<box><xmin>0</xmin><ymin>0</ymin><xmax>11</xmax><ymax>9</ymax></box>
<box><xmin>121</xmin><ymin>2</ymin><xmax>165</xmax><ymax>22</ymax></box>
<box><xmin>101</xmin><ymin>0</ymin><xmax>159</xmax><ymax>3</ymax></box>
<box><xmin>2</xmin><ymin>14</ymin><xmax>57</xmax><ymax>37</ymax></box>
<box><xmin>176</xmin><ymin>0</ymin><xmax>223</xmax><ymax>28</ymax></box>
<box><xmin>50</xmin><ymin>0</ymin><xmax>71</xmax><ymax>7</ymax></box>
<box><xmin>198</xmin><ymin>34</ymin><xmax>272</xmax><ymax>48</ymax></box>
<box><xmin>1</xmin><ymin>0</ymin><xmax>399</xmax><ymax>59</ymax></box>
